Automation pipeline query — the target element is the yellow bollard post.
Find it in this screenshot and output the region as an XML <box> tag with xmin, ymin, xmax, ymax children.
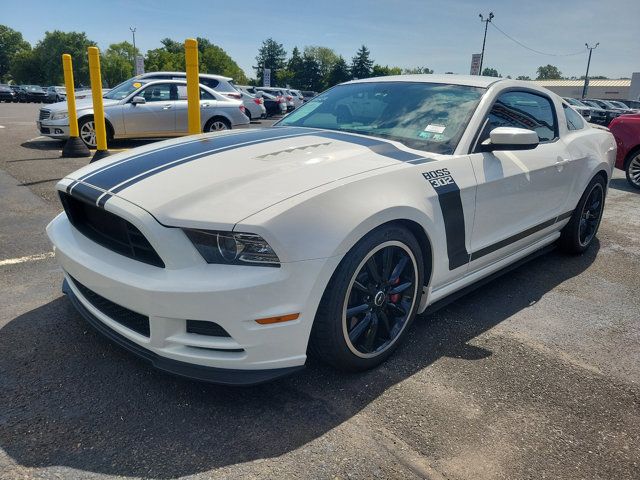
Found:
<box><xmin>87</xmin><ymin>46</ymin><xmax>110</xmax><ymax>162</ymax></box>
<box><xmin>60</xmin><ymin>54</ymin><xmax>90</xmax><ymax>157</ymax></box>
<box><xmin>184</xmin><ymin>38</ymin><xmax>201</xmax><ymax>135</ymax></box>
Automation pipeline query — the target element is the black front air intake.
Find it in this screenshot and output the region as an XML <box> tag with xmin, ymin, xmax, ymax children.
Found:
<box><xmin>69</xmin><ymin>276</ymin><xmax>150</xmax><ymax>337</ymax></box>
<box><xmin>59</xmin><ymin>191</ymin><xmax>165</xmax><ymax>268</ymax></box>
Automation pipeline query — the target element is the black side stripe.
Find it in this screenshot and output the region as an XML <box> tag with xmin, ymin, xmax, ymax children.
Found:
<box><xmin>423</xmin><ymin>170</ymin><xmax>575</xmax><ymax>269</ymax></box>
<box><xmin>423</xmin><ymin>170</ymin><xmax>470</xmax><ymax>270</ymax></box>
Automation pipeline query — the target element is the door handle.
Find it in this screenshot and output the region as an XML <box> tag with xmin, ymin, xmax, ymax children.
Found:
<box><xmin>162</xmin><ymin>104</ymin><xmax>172</xmax><ymax>110</ymax></box>
<box><xmin>201</xmin><ymin>103</ymin><xmax>210</xmax><ymax>108</ymax></box>
<box><xmin>556</xmin><ymin>158</ymin><xmax>570</xmax><ymax>171</ymax></box>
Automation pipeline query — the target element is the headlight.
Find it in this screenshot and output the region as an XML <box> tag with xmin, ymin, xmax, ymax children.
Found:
<box><xmin>183</xmin><ymin>229</ymin><xmax>280</xmax><ymax>267</ymax></box>
<box><xmin>50</xmin><ymin>111</ymin><xmax>69</xmax><ymax>120</ymax></box>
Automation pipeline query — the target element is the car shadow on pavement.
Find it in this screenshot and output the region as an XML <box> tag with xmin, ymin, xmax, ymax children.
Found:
<box><xmin>0</xmin><ymin>243</ymin><xmax>599</xmax><ymax>478</ymax></box>
<box><xmin>609</xmin><ymin>177</ymin><xmax>639</xmax><ymax>193</ymax></box>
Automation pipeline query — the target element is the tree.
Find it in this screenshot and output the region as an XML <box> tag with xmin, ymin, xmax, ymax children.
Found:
<box><xmin>254</xmin><ymin>38</ymin><xmax>286</xmax><ymax>85</ymax></box>
<box><xmin>0</xmin><ymin>25</ymin><xmax>30</xmax><ymax>81</ymax></box>
<box><xmin>482</xmin><ymin>67</ymin><xmax>500</xmax><ymax>77</ymax></box>
<box><xmin>516</xmin><ymin>75</ymin><xmax>531</xmax><ymax>80</ymax></box>
<box><xmin>22</xmin><ymin>30</ymin><xmax>96</xmax><ymax>86</ymax></box>
<box><xmin>536</xmin><ymin>64</ymin><xmax>562</xmax><ymax>80</ymax></box>
<box><xmin>327</xmin><ymin>56</ymin><xmax>351</xmax><ymax>87</ymax></box>
<box><xmin>350</xmin><ymin>45</ymin><xmax>373</xmax><ymax>80</ymax></box>
<box><xmin>287</xmin><ymin>46</ymin><xmax>304</xmax><ymax>87</ymax></box>
<box><xmin>304</xmin><ymin>46</ymin><xmax>338</xmax><ymax>89</ymax></box>
<box><xmin>403</xmin><ymin>66</ymin><xmax>433</xmax><ymax>75</ymax></box>
<box><xmin>9</xmin><ymin>49</ymin><xmax>39</xmax><ymax>84</ymax></box>
<box><xmin>101</xmin><ymin>43</ymin><xmax>135</xmax><ymax>87</ymax></box>
<box><xmin>298</xmin><ymin>52</ymin><xmax>322</xmax><ymax>91</ymax></box>
<box><xmin>372</xmin><ymin>64</ymin><xmax>402</xmax><ymax>77</ymax></box>
<box><xmin>196</xmin><ymin>37</ymin><xmax>247</xmax><ymax>83</ymax></box>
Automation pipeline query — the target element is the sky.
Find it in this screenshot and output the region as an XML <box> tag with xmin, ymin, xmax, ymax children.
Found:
<box><xmin>3</xmin><ymin>0</ymin><xmax>639</xmax><ymax>80</ymax></box>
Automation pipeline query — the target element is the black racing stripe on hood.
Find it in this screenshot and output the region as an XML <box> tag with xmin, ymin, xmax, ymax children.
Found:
<box><xmin>65</xmin><ymin>181</ymin><xmax>104</xmax><ymax>205</ymax></box>
<box><xmin>312</xmin><ymin>131</ymin><xmax>433</xmax><ymax>163</ymax></box>
<box><xmin>70</xmin><ymin>127</ymin><xmax>315</xmax><ymax>194</ymax></box>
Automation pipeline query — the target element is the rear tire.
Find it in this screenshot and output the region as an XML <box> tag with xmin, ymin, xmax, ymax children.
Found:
<box><xmin>625</xmin><ymin>151</ymin><xmax>640</xmax><ymax>190</ymax></box>
<box><xmin>309</xmin><ymin>224</ymin><xmax>424</xmax><ymax>371</ymax></box>
<box><xmin>204</xmin><ymin>117</ymin><xmax>231</xmax><ymax>132</ymax></box>
<box><xmin>558</xmin><ymin>175</ymin><xmax>606</xmax><ymax>254</ymax></box>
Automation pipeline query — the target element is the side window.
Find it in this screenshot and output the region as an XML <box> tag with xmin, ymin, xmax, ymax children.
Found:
<box><xmin>176</xmin><ymin>85</ymin><xmax>215</xmax><ymax>100</ymax></box>
<box><xmin>140</xmin><ymin>83</ymin><xmax>176</xmax><ymax>102</ymax></box>
<box><xmin>200</xmin><ymin>88</ymin><xmax>215</xmax><ymax>100</ymax></box>
<box><xmin>200</xmin><ymin>78</ymin><xmax>219</xmax><ymax>90</ymax></box>
<box><xmin>563</xmin><ymin>103</ymin><xmax>584</xmax><ymax>131</ymax></box>
<box><xmin>478</xmin><ymin>91</ymin><xmax>557</xmax><ymax>145</ymax></box>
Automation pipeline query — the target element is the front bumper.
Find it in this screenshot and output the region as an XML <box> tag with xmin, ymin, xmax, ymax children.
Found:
<box><xmin>62</xmin><ymin>278</ymin><xmax>303</xmax><ymax>385</ymax></box>
<box><xmin>47</xmin><ymin>206</ymin><xmax>339</xmax><ymax>384</ymax></box>
<box><xmin>38</xmin><ymin>119</ymin><xmax>70</xmax><ymax>139</ymax></box>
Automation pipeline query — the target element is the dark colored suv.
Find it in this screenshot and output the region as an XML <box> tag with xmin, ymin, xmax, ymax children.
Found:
<box><xmin>0</xmin><ymin>84</ymin><xmax>17</xmax><ymax>102</ymax></box>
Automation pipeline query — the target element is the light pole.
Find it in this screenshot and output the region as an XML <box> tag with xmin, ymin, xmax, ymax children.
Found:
<box><xmin>478</xmin><ymin>12</ymin><xmax>494</xmax><ymax>75</ymax></box>
<box><xmin>582</xmin><ymin>42</ymin><xmax>599</xmax><ymax>99</ymax></box>
<box><xmin>129</xmin><ymin>27</ymin><xmax>137</xmax><ymax>65</ymax></box>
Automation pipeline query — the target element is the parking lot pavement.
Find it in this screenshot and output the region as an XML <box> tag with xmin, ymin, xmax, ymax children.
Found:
<box><xmin>1</xmin><ymin>103</ymin><xmax>639</xmax><ymax>479</ymax></box>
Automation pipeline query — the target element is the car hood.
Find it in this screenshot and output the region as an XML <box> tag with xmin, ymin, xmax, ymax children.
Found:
<box><xmin>45</xmin><ymin>97</ymin><xmax>119</xmax><ymax>112</ymax></box>
<box><xmin>62</xmin><ymin>127</ymin><xmax>425</xmax><ymax>229</ymax></box>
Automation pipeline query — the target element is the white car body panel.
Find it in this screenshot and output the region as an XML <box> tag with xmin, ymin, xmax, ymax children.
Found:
<box><xmin>46</xmin><ymin>75</ymin><xmax>616</xmax><ymax>384</ymax></box>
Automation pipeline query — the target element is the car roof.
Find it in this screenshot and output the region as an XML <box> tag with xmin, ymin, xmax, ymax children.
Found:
<box><xmin>346</xmin><ymin>74</ymin><xmax>508</xmax><ymax>88</ymax></box>
<box><xmin>137</xmin><ymin>72</ymin><xmax>234</xmax><ymax>82</ymax></box>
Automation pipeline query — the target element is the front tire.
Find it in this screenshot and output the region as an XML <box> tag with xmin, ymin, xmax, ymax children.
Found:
<box><xmin>625</xmin><ymin>151</ymin><xmax>640</xmax><ymax>190</ymax></box>
<box><xmin>310</xmin><ymin>224</ymin><xmax>424</xmax><ymax>371</ymax></box>
<box><xmin>78</xmin><ymin>117</ymin><xmax>97</xmax><ymax>148</ymax></box>
<box><xmin>558</xmin><ymin>175</ymin><xmax>606</xmax><ymax>254</ymax></box>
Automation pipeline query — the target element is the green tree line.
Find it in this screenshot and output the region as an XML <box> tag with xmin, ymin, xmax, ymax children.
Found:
<box><xmin>0</xmin><ymin>25</ymin><xmax>248</xmax><ymax>87</ymax></box>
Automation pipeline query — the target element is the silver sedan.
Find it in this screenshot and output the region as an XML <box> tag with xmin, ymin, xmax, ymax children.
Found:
<box><xmin>38</xmin><ymin>79</ymin><xmax>249</xmax><ymax>147</ymax></box>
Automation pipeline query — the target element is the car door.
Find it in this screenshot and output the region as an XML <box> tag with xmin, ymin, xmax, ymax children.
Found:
<box><xmin>174</xmin><ymin>86</ymin><xmax>218</xmax><ymax>133</ymax></box>
<box><xmin>468</xmin><ymin>89</ymin><xmax>574</xmax><ymax>270</ymax></box>
<box><xmin>122</xmin><ymin>83</ymin><xmax>177</xmax><ymax>136</ymax></box>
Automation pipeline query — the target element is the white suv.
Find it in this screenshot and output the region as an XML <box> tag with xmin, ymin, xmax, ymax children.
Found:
<box><xmin>135</xmin><ymin>72</ymin><xmax>242</xmax><ymax>100</ymax></box>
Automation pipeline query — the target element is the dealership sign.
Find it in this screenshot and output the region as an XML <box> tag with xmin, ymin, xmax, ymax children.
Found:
<box><xmin>470</xmin><ymin>54</ymin><xmax>482</xmax><ymax>75</ymax></box>
<box><xmin>263</xmin><ymin>68</ymin><xmax>271</xmax><ymax>87</ymax></box>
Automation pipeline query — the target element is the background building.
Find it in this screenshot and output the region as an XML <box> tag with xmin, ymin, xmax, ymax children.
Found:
<box><xmin>532</xmin><ymin>73</ymin><xmax>639</xmax><ymax>100</ymax></box>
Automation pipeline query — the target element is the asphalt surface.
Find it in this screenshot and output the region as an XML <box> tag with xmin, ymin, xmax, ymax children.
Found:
<box><xmin>0</xmin><ymin>102</ymin><xmax>638</xmax><ymax>480</ymax></box>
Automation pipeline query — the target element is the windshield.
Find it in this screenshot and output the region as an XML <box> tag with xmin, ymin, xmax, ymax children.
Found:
<box><xmin>277</xmin><ymin>81</ymin><xmax>484</xmax><ymax>154</ymax></box>
<box><xmin>609</xmin><ymin>101</ymin><xmax>627</xmax><ymax>109</ymax></box>
<box><xmin>103</xmin><ymin>78</ymin><xmax>148</xmax><ymax>100</ymax></box>
<box><xmin>565</xmin><ymin>98</ymin><xmax>585</xmax><ymax>107</ymax></box>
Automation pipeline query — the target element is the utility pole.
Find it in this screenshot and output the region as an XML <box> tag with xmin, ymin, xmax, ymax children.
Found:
<box><xmin>582</xmin><ymin>42</ymin><xmax>599</xmax><ymax>99</ymax></box>
<box><xmin>129</xmin><ymin>27</ymin><xmax>137</xmax><ymax>64</ymax></box>
<box><xmin>478</xmin><ymin>12</ymin><xmax>494</xmax><ymax>75</ymax></box>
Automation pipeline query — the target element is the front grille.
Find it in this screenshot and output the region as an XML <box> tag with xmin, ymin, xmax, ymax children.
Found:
<box><xmin>39</xmin><ymin>109</ymin><xmax>51</xmax><ymax>120</ymax></box>
<box><xmin>69</xmin><ymin>275</ymin><xmax>150</xmax><ymax>337</ymax></box>
<box><xmin>59</xmin><ymin>191</ymin><xmax>165</xmax><ymax>268</ymax></box>
<box><xmin>186</xmin><ymin>320</ymin><xmax>231</xmax><ymax>337</ymax></box>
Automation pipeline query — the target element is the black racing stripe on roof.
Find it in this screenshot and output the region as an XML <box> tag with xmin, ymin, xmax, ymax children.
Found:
<box><xmin>79</xmin><ymin>127</ymin><xmax>314</xmax><ymax>192</ymax></box>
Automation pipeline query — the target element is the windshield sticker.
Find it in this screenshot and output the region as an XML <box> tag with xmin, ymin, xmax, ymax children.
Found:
<box><xmin>133</xmin><ymin>82</ymin><xmax>142</xmax><ymax>88</ymax></box>
<box><xmin>424</xmin><ymin>124</ymin><xmax>446</xmax><ymax>134</ymax></box>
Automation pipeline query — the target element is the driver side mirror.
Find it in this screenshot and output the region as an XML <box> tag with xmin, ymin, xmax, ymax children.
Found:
<box><xmin>131</xmin><ymin>96</ymin><xmax>146</xmax><ymax>105</ymax></box>
<box><xmin>480</xmin><ymin>127</ymin><xmax>539</xmax><ymax>152</ymax></box>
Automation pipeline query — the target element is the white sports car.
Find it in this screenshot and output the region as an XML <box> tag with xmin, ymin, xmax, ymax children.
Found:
<box><xmin>47</xmin><ymin>75</ymin><xmax>616</xmax><ymax>385</ymax></box>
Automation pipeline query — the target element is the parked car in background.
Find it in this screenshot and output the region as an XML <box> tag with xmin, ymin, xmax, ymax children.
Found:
<box><xmin>563</xmin><ymin>97</ymin><xmax>591</xmax><ymax>122</ymax></box>
<box><xmin>132</xmin><ymin>72</ymin><xmax>243</xmax><ymax>100</ymax></box>
<box><xmin>237</xmin><ymin>86</ymin><xmax>287</xmax><ymax>116</ymax></box>
<box><xmin>617</xmin><ymin>99</ymin><xmax>640</xmax><ymax>109</ymax></box>
<box><xmin>9</xmin><ymin>85</ymin><xmax>22</xmax><ymax>101</ymax></box>
<box><xmin>256</xmin><ymin>87</ymin><xmax>294</xmax><ymax>111</ymax></box>
<box><xmin>0</xmin><ymin>84</ymin><xmax>17</xmax><ymax>102</ymax></box>
<box><xmin>21</xmin><ymin>85</ymin><xmax>48</xmax><ymax>103</ymax></box>
<box><xmin>46</xmin><ymin>86</ymin><xmax>66</xmax><ymax>103</ymax></box>
<box><xmin>566</xmin><ymin>99</ymin><xmax>607</xmax><ymax>125</ymax></box>
<box><xmin>38</xmin><ymin>79</ymin><xmax>248</xmax><ymax>147</ymax></box>
<box><xmin>288</xmin><ymin>89</ymin><xmax>304</xmax><ymax>109</ymax></box>
<box><xmin>584</xmin><ymin>99</ymin><xmax>625</xmax><ymax>124</ymax></box>
<box><xmin>240</xmin><ymin>90</ymin><xmax>267</xmax><ymax>121</ymax></box>
<box><xmin>607</xmin><ymin>100</ymin><xmax>639</xmax><ymax>114</ymax></box>
<box><xmin>301</xmin><ymin>90</ymin><xmax>318</xmax><ymax>102</ymax></box>
<box><xmin>608</xmin><ymin>114</ymin><xmax>640</xmax><ymax>189</ymax></box>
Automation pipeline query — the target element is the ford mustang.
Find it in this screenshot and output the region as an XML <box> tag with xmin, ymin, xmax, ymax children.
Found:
<box><xmin>47</xmin><ymin>75</ymin><xmax>616</xmax><ymax>385</ymax></box>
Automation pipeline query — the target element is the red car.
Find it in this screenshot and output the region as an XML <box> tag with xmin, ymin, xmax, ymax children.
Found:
<box><xmin>609</xmin><ymin>114</ymin><xmax>640</xmax><ymax>189</ymax></box>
